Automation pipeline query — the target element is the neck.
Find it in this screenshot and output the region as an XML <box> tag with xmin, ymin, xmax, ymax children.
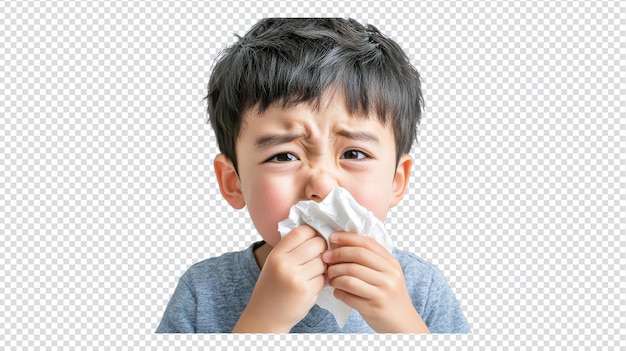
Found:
<box><xmin>253</xmin><ymin>242</ymin><xmax>273</xmax><ymax>269</ymax></box>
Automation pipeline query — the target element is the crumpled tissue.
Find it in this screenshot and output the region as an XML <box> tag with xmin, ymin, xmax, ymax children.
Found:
<box><xmin>277</xmin><ymin>187</ymin><xmax>394</xmax><ymax>328</ymax></box>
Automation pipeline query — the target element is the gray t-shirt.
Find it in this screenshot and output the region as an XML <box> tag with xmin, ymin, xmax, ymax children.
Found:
<box><xmin>156</xmin><ymin>241</ymin><xmax>470</xmax><ymax>333</ymax></box>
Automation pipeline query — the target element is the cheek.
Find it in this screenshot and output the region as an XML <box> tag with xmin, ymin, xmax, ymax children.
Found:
<box><xmin>350</xmin><ymin>188</ymin><xmax>390</xmax><ymax>222</ymax></box>
<box><xmin>343</xmin><ymin>174</ymin><xmax>393</xmax><ymax>222</ymax></box>
<box><xmin>244</xmin><ymin>175</ymin><xmax>296</xmax><ymax>246</ymax></box>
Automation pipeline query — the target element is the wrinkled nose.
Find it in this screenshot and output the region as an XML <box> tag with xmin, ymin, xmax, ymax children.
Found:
<box><xmin>304</xmin><ymin>170</ymin><xmax>338</xmax><ymax>202</ymax></box>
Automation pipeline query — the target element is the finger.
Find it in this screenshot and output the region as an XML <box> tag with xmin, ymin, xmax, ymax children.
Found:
<box><xmin>322</xmin><ymin>246</ymin><xmax>387</xmax><ymax>272</ymax></box>
<box><xmin>329</xmin><ymin>232</ymin><xmax>392</xmax><ymax>258</ymax></box>
<box><xmin>332</xmin><ymin>287</ymin><xmax>371</xmax><ymax>313</ymax></box>
<box><xmin>329</xmin><ymin>275</ymin><xmax>377</xmax><ymax>300</ymax></box>
<box><xmin>326</xmin><ymin>262</ymin><xmax>384</xmax><ymax>286</ymax></box>
<box><xmin>309</xmin><ymin>270</ymin><xmax>327</xmax><ymax>294</ymax></box>
<box><xmin>274</xmin><ymin>225</ymin><xmax>318</xmax><ymax>253</ymax></box>
<box><xmin>291</xmin><ymin>235</ymin><xmax>328</xmax><ymax>264</ymax></box>
<box><xmin>301</xmin><ymin>256</ymin><xmax>328</xmax><ymax>282</ymax></box>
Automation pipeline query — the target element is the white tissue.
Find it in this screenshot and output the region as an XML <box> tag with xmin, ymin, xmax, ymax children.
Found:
<box><xmin>277</xmin><ymin>187</ymin><xmax>394</xmax><ymax>328</ymax></box>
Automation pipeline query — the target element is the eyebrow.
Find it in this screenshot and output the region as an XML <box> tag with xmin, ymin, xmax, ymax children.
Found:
<box><xmin>336</xmin><ymin>129</ymin><xmax>379</xmax><ymax>144</ymax></box>
<box><xmin>254</xmin><ymin>129</ymin><xmax>379</xmax><ymax>150</ymax></box>
<box><xmin>254</xmin><ymin>133</ymin><xmax>304</xmax><ymax>150</ymax></box>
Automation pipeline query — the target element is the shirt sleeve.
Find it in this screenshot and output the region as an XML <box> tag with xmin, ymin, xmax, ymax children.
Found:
<box><xmin>155</xmin><ymin>275</ymin><xmax>197</xmax><ymax>333</ymax></box>
<box><xmin>420</xmin><ymin>267</ymin><xmax>471</xmax><ymax>333</ymax></box>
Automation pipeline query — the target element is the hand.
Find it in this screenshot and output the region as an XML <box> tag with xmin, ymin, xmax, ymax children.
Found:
<box><xmin>322</xmin><ymin>232</ymin><xmax>430</xmax><ymax>333</ymax></box>
<box><xmin>232</xmin><ymin>225</ymin><xmax>327</xmax><ymax>332</ymax></box>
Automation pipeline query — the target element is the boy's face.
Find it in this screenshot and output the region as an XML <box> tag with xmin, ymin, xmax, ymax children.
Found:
<box><xmin>215</xmin><ymin>94</ymin><xmax>412</xmax><ymax>247</ymax></box>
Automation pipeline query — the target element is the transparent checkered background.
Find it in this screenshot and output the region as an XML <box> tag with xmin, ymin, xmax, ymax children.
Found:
<box><xmin>1</xmin><ymin>0</ymin><xmax>624</xmax><ymax>349</ymax></box>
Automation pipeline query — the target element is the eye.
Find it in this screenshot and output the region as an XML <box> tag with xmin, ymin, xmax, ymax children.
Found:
<box><xmin>340</xmin><ymin>150</ymin><xmax>369</xmax><ymax>160</ymax></box>
<box><xmin>266</xmin><ymin>152</ymin><xmax>299</xmax><ymax>163</ymax></box>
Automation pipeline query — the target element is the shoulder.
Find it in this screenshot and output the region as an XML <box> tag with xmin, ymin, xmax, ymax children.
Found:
<box><xmin>392</xmin><ymin>247</ymin><xmax>457</xmax><ymax>299</ymax></box>
<box><xmin>156</xmin><ymin>244</ymin><xmax>260</xmax><ymax>333</ymax></box>
<box><xmin>392</xmin><ymin>248</ymin><xmax>454</xmax><ymax>303</ymax></box>
<box><xmin>183</xmin><ymin>250</ymin><xmax>241</xmax><ymax>278</ymax></box>
<box><xmin>392</xmin><ymin>248</ymin><xmax>471</xmax><ymax>333</ymax></box>
<box><xmin>179</xmin><ymin>246</ymin><xmax>256</xmax><ymax>289</ymax></box>
<box><xmin>392</xmin><ymin>248</ymin><xmax>442</xmax><ymax>282</ymax></box>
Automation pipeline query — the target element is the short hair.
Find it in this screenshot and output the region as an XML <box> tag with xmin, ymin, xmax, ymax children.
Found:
<box><xmin>207</xmin><ymin>18</ymin><xmax>423</xmax><ymax>172</ymax></box>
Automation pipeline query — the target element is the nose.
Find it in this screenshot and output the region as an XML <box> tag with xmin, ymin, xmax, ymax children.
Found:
<box><xmin>304</xmin><ymin>170</ymin><xmax>338</xmax><ymax>202</ymax></box>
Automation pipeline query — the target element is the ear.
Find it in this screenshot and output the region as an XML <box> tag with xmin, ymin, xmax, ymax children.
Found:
<box><xmin>214</xmin><ymin>154</ymin><xmax>246</xmax><ymax>209</ymax></box>
<box><xmin>389</xmin><ymin>154</ymin><xmax>412</xmax><ymax>207</ymax></box>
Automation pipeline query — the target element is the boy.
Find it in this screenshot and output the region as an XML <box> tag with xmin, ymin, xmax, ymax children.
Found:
<box><xmin>156</xmin><ymin>18</ymin><xmax>470</xmax><ymax>333</ymax></box>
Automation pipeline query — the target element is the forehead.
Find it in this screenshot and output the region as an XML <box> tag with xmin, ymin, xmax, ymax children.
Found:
<box><xmin>239</xmin><ymin>103</ymin><xmax>387</xmax><ymax>143</ymax></box>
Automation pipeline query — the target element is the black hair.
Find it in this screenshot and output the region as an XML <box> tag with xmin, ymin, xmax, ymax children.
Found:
<box><xmin>207</xmin><ymin>18</ymin><xmax>423</xmax><ymax>172</ymax></box>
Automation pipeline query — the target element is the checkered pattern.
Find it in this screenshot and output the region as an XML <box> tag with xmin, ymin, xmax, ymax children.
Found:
<box><xmin>1</xmin><ymin>0</ymin><xmax>624</xmax><ymax>349</ymax></box>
